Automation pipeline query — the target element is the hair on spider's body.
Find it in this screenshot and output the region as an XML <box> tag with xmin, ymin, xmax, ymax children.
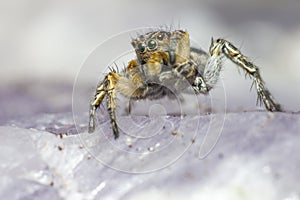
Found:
<box><xmin>88</xmin><ymin>29</ymin><xmax>281</xmax><ymax>139</ymax></box>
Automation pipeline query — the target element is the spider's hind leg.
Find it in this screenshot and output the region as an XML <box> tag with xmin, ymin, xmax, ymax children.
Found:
<box><xmin>204</xmin><ymin>38</ymin><xmax>281</xmax><ymax>111</ymax></box>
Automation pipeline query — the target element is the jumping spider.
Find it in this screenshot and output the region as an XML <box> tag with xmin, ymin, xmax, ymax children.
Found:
<box><xmin>89</xmin><ymin>29</ymin><xmax>281</xmax><ymax>139</ymax></box>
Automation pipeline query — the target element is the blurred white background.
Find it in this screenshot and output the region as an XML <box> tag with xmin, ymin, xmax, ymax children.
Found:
<box><xmin>1</xmin><ymin>0</ymin><xmax>300</xmax><ymax>121</ymax></box>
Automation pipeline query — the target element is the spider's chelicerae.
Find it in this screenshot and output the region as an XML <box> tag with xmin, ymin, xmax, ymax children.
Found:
<box><xmin>88</xmin><ymin>29</ymin><xmax>281</xmax><ymax>139</ymax></box>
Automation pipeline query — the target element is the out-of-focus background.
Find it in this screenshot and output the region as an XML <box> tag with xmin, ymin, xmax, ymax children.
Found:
<box><xmin>1</xmin><ymin>0</ymin><xmax>300</xmax><ymax>121</ymax></box>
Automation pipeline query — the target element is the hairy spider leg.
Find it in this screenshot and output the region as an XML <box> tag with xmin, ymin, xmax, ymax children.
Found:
<box><xmin>205</xmin><ymin>38</ymin><xmax>281</xmax><ymax>111</ymax></box>
<box><xmin>88</xmin><ymin>73</ymin><xmax>120</xmax><ymax>138</ymax></box>
<box><xmin>89</xmin><ymin>83</ymin><xmax>106</xmax><ymax>133</ymax></box>
<box><xmin>106</xmin><ymin>73</ymin><xmax>120</xmax><ymax>139</ymax></box>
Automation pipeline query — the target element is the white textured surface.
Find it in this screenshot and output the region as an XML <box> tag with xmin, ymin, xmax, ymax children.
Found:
<box><xmin>1</xmin><ymin>111</ymin><xmax>300</xmax><ymax>200</ymax></box>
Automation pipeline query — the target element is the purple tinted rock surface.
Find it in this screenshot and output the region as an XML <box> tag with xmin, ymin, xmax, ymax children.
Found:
<box><xmin>1</xmin><ymin>111</ymin><xmax>299</xmax><ymax>200</ymax></box>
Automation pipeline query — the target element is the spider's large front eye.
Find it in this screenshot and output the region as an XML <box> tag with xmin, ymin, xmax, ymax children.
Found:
<box><xmin>137</xmin><ymin>43</ymin><xmax>147</xmax><ymax>53</ymax></box>
<box><xmin>147</xmin><ymin>39</ymin><xmax>157</xmax><ymax>50</ymax></box>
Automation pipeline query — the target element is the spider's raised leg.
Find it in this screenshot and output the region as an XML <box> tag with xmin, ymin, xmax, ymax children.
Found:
<box><xmin>88</xmin><ymin>72</ymin><xmax>120</xmax><ymax>139</ymax></box>
<box><xmin>204</xmin><ymin>38</ymin><xmax>281</xmax><ymax>111</ymax></box>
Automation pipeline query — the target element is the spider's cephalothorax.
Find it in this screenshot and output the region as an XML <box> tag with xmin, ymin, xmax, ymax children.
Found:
<box><xmin>89</xmin><ymin>29</ymin><xmax>282</xmax><ymax>139</ymax></box>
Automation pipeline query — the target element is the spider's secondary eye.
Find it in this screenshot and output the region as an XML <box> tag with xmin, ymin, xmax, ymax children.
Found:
<box><xmin>137</xmin><ymin>43</ymin><xmax>147</xmax><ymax>53</ymax></box>
<box><xmin>157</xmin><ymin>33</ymin><xmax>164</xmax><ymax>40</ymax></box>
<box><xmin>147</xmin><ymin>39</ymin><xmax>157</xmax><ymax>50</ymax></box>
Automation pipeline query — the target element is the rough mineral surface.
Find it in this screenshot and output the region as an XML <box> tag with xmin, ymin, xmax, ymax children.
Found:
<box><xmin>1</xmin><ymin>111</ymin><xmax>300</xmax><ymax>200</ymax></box>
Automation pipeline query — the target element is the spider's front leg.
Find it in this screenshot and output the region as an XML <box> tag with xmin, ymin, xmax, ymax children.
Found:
<box><xmin>89</xmin><ymin>83</ymin><xmax>106</xmax><ymax>133</ymax></box>
<box><xmin>88</xmin><ymin>59</ymin><xmax>147</xmax><ymax>138</ymax></box>
<box><xmin>205</xmin><ymin>38</ymin><xmax>281</xmax><ymax>111</ymax></box>
<box><xmin>89</xmin><ymin>72</ymin><xmax>120</xmax><ymax>139</ymax></box>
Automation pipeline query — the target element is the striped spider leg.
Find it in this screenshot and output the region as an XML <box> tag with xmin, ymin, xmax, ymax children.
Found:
<box><xmin>89</xmin><ymin>72</ymin><xmax>120</xmax><ymax>138</ymax></box>
<box><xmin>201</xmin><ymin>38</ymin><xmax>281</xmax><ymax>111</ymax></box>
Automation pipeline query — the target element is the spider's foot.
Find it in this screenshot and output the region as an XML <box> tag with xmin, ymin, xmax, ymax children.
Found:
<box><xmin>88</xmin><ymin>115</ymin><xmax>96</xmax><ymax>133</ymax></box>
<box><xmin>112</xmin><ymin>121</ymin><xmax>119</xmax><ymax>139</ymax></box>
<box><xmin>88</xmin><ymin>104</ymin><xmax>96</xmax><ymax>133</ymax></box>
<box><xmin>258</xmin><ymin>90</ymin><xmax>282</xmax><ymax>112</ymax></box>
<box><xmin>264</xmin><ymin>96</ymin><xmax>282</xmax><ymax>112</ymax></box>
